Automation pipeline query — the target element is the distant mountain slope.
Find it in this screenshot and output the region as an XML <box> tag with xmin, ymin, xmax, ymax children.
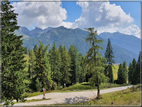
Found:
<box><xmin>99</xmin><ymin>32</ymin><xmax>141</xmax><ymax>56</ymax></box>
<box><xmin>15</xmin><ymin>26</ymin><xmax>140</xmax><ymax>64</ymax></box>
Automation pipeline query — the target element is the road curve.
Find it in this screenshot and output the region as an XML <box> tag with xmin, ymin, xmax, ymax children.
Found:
<box><xmin>14</xmin><ymin>85</ymin><xmax>132</xmax><ymax>106</ymax></box>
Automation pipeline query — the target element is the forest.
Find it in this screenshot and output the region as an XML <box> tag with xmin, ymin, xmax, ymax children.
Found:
<box><xmin>1</xmin><ymin>1</ymin><xmax>141</xmax><ymax>105</ymax></box>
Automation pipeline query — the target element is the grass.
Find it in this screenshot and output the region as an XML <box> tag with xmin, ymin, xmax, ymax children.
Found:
<box><xmin>62</xmin><ymin>82</ymin><xmax>127</xmax><ymax>91</ymax></box>
<box><xmin>75</xmin><ymin>85</ymin><xmax>141</xmax><ymax>105</ymax></box>
<box><xmin>61</xmin><ymin>82</ymin><xmax>92</xmax><ymax>91</ymax></box>
<box><xmin>26</xmin><ymin>92</ymin><xmax>43</xmax><ymax>97</ymax></box>
<box><xmin>15</xmin><ymin>98</ymin><xmax>50</xmax><ymax>104</ymax></box>
<box><xmin>112</xmin><ymin>65</ymin><xmax>119</xmax><ymax>80</ymax></box>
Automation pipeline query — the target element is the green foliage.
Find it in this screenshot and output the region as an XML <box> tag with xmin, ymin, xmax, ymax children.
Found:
<box><xmin>85</xmin><ymin>28</ymin><xmax>107</xmax><ymax>98</ymax></box>
<box><xmin>49</xmin><ymin>43</ymin><xmax>62</xmax><ymax>86</ymax></box>
<box><xmin>35</xmin><ymin>78</ymin><xmax>42</xmax><ymax>92</ymax></box>
<box><xmin>68</xmin><ymin>45</ymin><xmax>79</xmax><ymax>84</ymax></box>
<box><xmin>59</xmin><ymin>45</ymin><xmax>71</xmax><ymax>87</ymax></box>
<box><xmin>128</xmin><ymin>56</ymin><xmax>140</xmax><ymax>85</ymax></box>
<box><xmin>32</xmin><ymin>41</ymin><xmax>51</xmax><ymax>91</ymax></box>
<box><xmin>122</xmin><ymin>61</ymin><xmax>128</xmax><ymax>84</ymax></box>
<box><xmin>105</xmin><ymin>38</ymin><xmax>115</xmax><ymax>64</ymax></box>
<box><xmin>104</xmin><ymin>38</ymin><xmax>114</xmax><ymax>85</ymax></box>
<box><xmin>1</xmin><ymin>1</ymin><xmax>26</xmax><ymax>104</ymax></box>
<box><xmin>117</xmin><ymin>62</ymin><xmax>128</xmax><ymax>84</ymax></box>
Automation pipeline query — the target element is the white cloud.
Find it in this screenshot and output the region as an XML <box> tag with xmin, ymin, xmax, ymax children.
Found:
<box><xmin>71</xmin><ymin>1</ymin><xmax>140</xmax><ymax>38</ymax></box>
<box><xmin>120</xmin><ymin>24</ymin><xmax>141</xmax><ymax>38</ymax></box>
<box><xmin>12</xmin><ymin>1</ymin><xmax>140</xmax><ymax>38</ymax></box>
<box><xmin>73</xmin><ymin>1</ymin><xmax>133</xmax><ymax>29</ymax></box>
<box><xmin>12</xmin><ymin>2</ymin><xmax>67</xmax><ymax>29</ymax></box>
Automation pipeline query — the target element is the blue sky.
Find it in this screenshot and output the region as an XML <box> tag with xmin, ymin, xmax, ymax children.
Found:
<box><xmin>61</xmin><ymin>1</ymin><xmax>140</xmax><ymax>28</ymax></box>
<box><xmin>11</xmin><ymin>1</ymin><xmax>141</xmax><ymax>38</ymax></box>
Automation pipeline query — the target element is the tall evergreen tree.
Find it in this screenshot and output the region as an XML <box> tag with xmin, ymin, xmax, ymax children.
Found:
<box><xmin>29</xmin><ymin>49</ymin><xmax>36</xmax><ymax>79</ymax></box>
<box><xmin>117</xmin><ymin>63</ymin><xmax>126</xmax><ymax>84</ymax></box>
<box><xmin>68</xmin><ymin>45</ymin><xmax>79</xmax><ymax>84</ymax></box>
<box><xmin>1</xmin><ymin>1</ymin><xmax>26</xmax><ymax>104</ymax></box>
<box><xmin>135</xmin><ymin>54</ymin><xmax>140</xmax><ymax>84</ymax></box>
<box><xmin>122</xmin><ymin>61</ymin><xmax>128</xmax><ymax>84</ymax></box>
<box><xmin>131</xmin><ymin>58</ymin><xmax>137</xmax><ymax>84</ymax></box>
<box><xmin>128</xmin><ymin>56</ymin><xmax>140</xmax><ymax>85</ymax></box>
<box><xmin>85</xmin><ymin>28</ymin><xmax>107</xmax><ymax>99</ymax></box>
<box><xmin>104</xmin><ymin>38</ymin><xmax>114</xmax><ymax>87</ymax></box>
<box><xmin>49</xmin><ymin>43</ymin><xmax>62</xmax><ymax>88</ymax></box>
<box><xmin>80</xmin><ymin>56</ymin><xmax>88</xmax><ymax>82</ymax></box>
<box><xmin>33</xmin><ymin>41</ymin><xmax>51</xmax><ymax>91</ymax></box>
<box><xmin>76</xmin><ymin>53</ymin><xmax>84</xmax><ymax>83</ymax></box>
<box><xmin>59</xmin><ymin>45</ymin><xmax>71</xmax><ymax>87</ymax></box>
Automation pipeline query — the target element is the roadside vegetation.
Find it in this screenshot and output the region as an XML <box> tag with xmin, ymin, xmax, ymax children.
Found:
<box><xmin>1</xmin><ymin>1</ymin><xmax>141</xmax><ymax>106</ymax></box>
<box><xmin>76</xmin><ymin>85</ymin><xmax>141</xmax><ymax>105</ymax></box>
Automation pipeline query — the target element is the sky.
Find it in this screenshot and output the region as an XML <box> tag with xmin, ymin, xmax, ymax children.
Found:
<box><xmin>11</xmin><ymin>0</ymin><xmax>141</xmax><ymax>38</ymax></box>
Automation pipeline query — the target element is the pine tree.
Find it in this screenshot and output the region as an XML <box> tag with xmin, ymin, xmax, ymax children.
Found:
<box><xmin>104</xmin><ymin>38</ymin><xmax>114</xmax><ymax>87</ymax></box>
<box><xmin>122</xmin><ymin>61</ymin><xmax>128</xmax><ymax>84</ymax></box>
<box><xmin>80</xmin><ymin>56</ymin><xmax>88</xmax><ymax>82</ymax></box>
<box><xmin>128</xmin><ymin>63</ymin><xmax>132</xmax><ymax>84</ymax></box>
<box><xmin>85</xmin><ymin>28</ymin><xmax>107</xmax><ymax>99</ymax></box>
<box><xmin>135</xmin><ymin>54</ymin><xmax>140</xmax><ymax>84</ymax></box>
<box><xmin>76</xmin><ymin>53</ymin><xmax>84</xmax><ymax>83</ymax></box>
<box><xmin>117</xmin><ymin>63</ymin><xmax>126</xmax><ymax>84</ymax></box>
<box><xmin>33</xmin><ymin>41</ymin><xmax>51</xmax><ymax>91</ymax></box>
<box><xmin>131</xmin><ymin>58</ymin><xmax>137</xmax><ymax>84</ymax></box>
<box><xmin>68</xmin><ymin>45</ymin><xmax>79</xmax><ymax>84</ymax></box>
<box><xmin>59</xmin><ymin>45</ymin><xmax>71</xmax><ymax>87</ymax></box>
<box><xmin>1</xmin><ymin>1</ymin><xmax>26</xmax><ymax>104</ymax></box>
<box><xmin>49</xmin><ymin>43</ymin><xmax>62</xmax><ymax>88</ymax></box>
<box><xmin>117</xmin><ymin>64</ymin><xmax>123</xmax><ymax>84</ymax></box>
<box><xmin>29</xmin><ymin>49</ymin><xmax>36</xmax><ymax>79</ymax></box>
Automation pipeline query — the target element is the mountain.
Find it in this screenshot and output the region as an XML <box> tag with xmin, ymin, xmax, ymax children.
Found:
<box><xmin>15</xmin><ymin>26</ymin><xmax>140</xmax><ymax>64</ymax></box>
<box><xmin>99</xmin><ymin>32</ymin><xmax>140</xmax><ymax>56</ymax></box>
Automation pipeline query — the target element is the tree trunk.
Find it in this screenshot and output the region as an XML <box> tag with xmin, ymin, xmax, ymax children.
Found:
<box><xmin>97</xmin><ymin>84</ymin><xmax>100</xmax><ymax>99</ymax></box>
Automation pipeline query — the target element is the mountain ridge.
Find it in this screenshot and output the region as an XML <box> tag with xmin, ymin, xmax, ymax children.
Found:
<box><xmin>15</xmin><ymin>26</ymin><xmax>140</xmax><ymax>64</ymax></box>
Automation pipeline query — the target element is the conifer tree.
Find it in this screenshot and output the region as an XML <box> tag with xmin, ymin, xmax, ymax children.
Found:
<box><xmin>29</xmin><ymin>49</ymin><xmax>36</xmax><ymax>79</ymax></box>
<box><xmin>85</xmin><ymin>28</ymin><xmax>107</xmax><ymax>99</ymax></box>
<box><xmin>117</xmin><ymin>63</ymin><xmax>126</xmax><ymax>84</ymax></box>
<box><xmin>104</xmin><ymin>38</ymin><xmax>114</xmax><ymax>87</ymax></box>
<box><xmin>59</xmin><ymin>45</ymin><xmax>71</xmax><ymax>87</ymax></box>
<box><xmin>122</xmin><ymin>61</ymin><xmax>128</xmax><ymax>84</ymax></box>
<box><xmin>68</xmin><ymin>45</ymin><xmax>79</xmax><ymax>84</ymax></box>
<box><xmin>80</xmin><ymin>56</ymin><xmax>88</xmax><ymax>82</ymax></box>
<box><xmin>1</xmin><ymin>1</ymin><xmax>26</xmax><ymax>104</ymax></box>
<box><xmin>131</xmin><ymin>58</ymin><xmax>137</xmax><ymax>84</ymax></box>
<box><xmin>76</xmin><ymin>53</ymin><xmax>84</xmax><ymax>83</ymax></box>
<box><xmin>33</xmin><ymin>41</ymin><xmax>51</xmax><ymax>91</ymax></box>
<box><xmin>49</xmin><ymin>43</ymin><xmax>62</xmax><ymax>88</ymax></box>
<box><xmin>135</xmin><ymin>54</ymin><xmax>140</xmax><ymax>84</ymax></box>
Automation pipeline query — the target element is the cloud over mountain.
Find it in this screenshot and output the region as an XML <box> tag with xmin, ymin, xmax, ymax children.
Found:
<box><xmin>12</xmin><ymin>1</ymin><xmax>140</xmax><ymax>38</ymax></box>
<box><xmin>12</xmin><ymin>2</ymin><xmax>67</xmax><ymax>29</ymax></box>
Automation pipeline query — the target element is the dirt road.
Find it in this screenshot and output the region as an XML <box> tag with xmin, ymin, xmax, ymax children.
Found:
<box><xmin>14</xmin><ymin>85</ymin><xmax>132</xmax><ymax>106</ymax></box>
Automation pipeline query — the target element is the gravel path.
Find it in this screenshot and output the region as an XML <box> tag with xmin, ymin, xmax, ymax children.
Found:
<box><xmin>14</xmin><ymin>85</ymin><xmax>132</xmax><ymax>106</ymax></box>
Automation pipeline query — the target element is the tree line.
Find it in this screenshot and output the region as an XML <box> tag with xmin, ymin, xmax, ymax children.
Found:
<box><xmin>27</xmin><ymin>42</ymin><xmax>87</xmax><ymax>92</ymax></box>
<box><xmin>1</xmin><ymin>1</ymin><xmax>141</xmax><ymax>105</ymax></box>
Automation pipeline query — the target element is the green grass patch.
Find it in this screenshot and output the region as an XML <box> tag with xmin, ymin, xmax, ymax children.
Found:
<box><xmin>62</xmin><ymin>83</ymin><xmax>93</xmax><ymax>91</ymax></box>
<box><xmin>26</xmin><ymin>92</ymin><xmax>43</xmax><ymax>97</ymax></box>
<box><xmin>76</xmin><ymin>85</ymin><xmax>141</xmax><ymax>105</ymax></box>
<box><xmin>15</xmin><ymin>98</ymin><xmax>50</xmax><ymax>104</ymax></box>
<box><xmin>112</xmin><ymin>65</ymin><xmax>119</xmax><ymax>80</ymax></box>
<box><xmin>62</xmin><ymin>82</ymin><xmax>127</xmax><ymax>91</ymax></box>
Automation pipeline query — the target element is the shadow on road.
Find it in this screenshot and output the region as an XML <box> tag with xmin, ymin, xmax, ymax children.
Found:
<box><xmin>65</xmin><ymin>96</ymin><xmax>89</xmax><ymax>104</ymax></box>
